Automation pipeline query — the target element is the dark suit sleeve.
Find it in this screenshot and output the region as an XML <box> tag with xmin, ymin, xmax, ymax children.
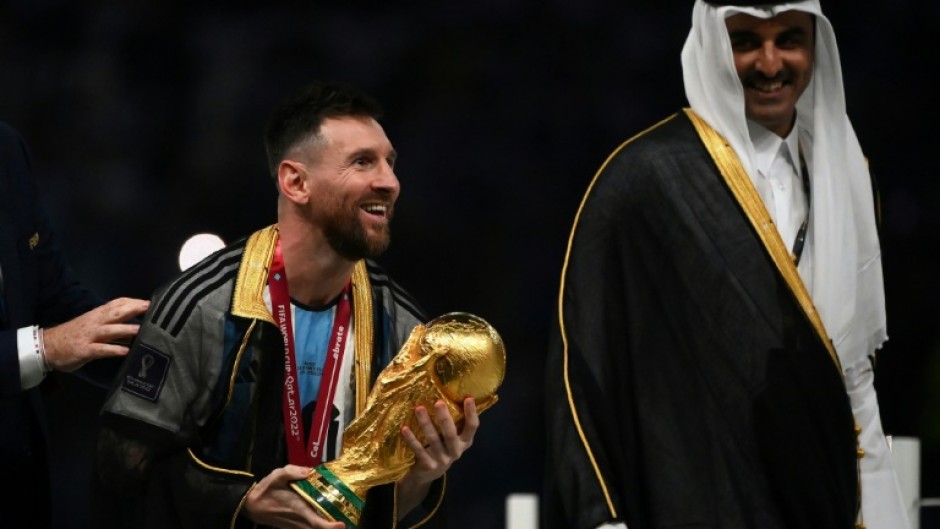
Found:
<box><xmin>0</xmin><ymin>332</ymin><xmax>21</xmax><ymax>394</ymax></box>
<box><xmin>0</xmin><ymin>122</ymin><xmax>105</xmax><ymax>396</ymax></box>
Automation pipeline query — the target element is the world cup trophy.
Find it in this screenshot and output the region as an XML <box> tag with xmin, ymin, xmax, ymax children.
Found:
<box><xmin>290</xmin><ymin>312</ymin><xmax>506</xmax><ymax>528</ymax></box>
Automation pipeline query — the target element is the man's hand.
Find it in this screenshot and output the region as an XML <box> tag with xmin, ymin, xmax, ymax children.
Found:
<box><xmin>42</xmin><ymin>297</ymin><xmax>150</xmax><ymax>372</ymax></box>
<box><xmin>397</xmin><ymin>397</ymin><xmax>479</xmax><ymax>516</ymax></box>
<box><xmin>243</xmin><ymin>465</ymin><xmax>345</xmax><ymax>529</ymax></box>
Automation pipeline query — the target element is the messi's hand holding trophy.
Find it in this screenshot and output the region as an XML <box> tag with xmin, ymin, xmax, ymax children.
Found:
<box><xmin>290</xmin><ymin>312</ymin><xmax>507</xmax><ymax>527</ymax></box>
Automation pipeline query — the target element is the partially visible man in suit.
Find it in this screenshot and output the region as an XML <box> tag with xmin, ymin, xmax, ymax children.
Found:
<box><xmin>0</xmin><ymin>120</ymin><xmax>150</xmax><ymax>529</ymax></box>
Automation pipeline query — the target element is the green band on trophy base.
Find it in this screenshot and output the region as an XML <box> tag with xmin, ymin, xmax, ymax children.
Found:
<box><xmin>311</xmin><ymin>491</ymin><xmax>354</xmax><ymax>528</ymax></box>
<box><xmin>318</xmin><ymin>465</ymin><xmax>365</xmax><ymax>512</ymax></box>
<box><xmin>290</xmin><ymin>466</ymin><xmax>363</xmax><ymax>528</ymax></box>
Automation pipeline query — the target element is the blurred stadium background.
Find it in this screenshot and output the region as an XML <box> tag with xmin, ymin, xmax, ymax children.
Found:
<box><xmin>2</xmin><ymin>1</ymin><xmax>937</xmax><ymax>527</ymax></box>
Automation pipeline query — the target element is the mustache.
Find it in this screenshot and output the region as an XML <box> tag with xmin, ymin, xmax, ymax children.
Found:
<box><xmin>741</xmin><ymin>70</ymin><xmax>793</xmax><ymax>86</ymax></box>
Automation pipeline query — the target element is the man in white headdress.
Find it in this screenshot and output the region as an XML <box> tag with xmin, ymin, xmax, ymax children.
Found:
<box><xmin>545</xmin><ymin>2</ymin><xmax>909</xmax><ymax>528</ymax></box>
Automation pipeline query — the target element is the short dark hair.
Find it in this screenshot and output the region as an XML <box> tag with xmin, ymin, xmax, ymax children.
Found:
<box><xmin>263</xmin><ymin>81</ymin><xmax>384</xmax><ymax>178</ymax></box>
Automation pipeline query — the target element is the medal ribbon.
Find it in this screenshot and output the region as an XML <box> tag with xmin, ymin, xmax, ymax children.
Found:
<box><xmin>269</xmin><ymin>239</ymin><xmax>352</xmax><ymax>466</ymax></box>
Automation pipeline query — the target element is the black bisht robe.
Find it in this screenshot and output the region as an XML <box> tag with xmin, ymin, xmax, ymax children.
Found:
<box><xmin>544</xmin><ymin>111</ymin><xmax>858</xmax><ymax>529</ymax></box>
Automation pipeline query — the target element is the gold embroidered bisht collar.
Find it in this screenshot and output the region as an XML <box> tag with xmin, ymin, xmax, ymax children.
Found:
<box><xmin>229</xmin><ymin>224</ymin><xmax>376</xmax><ymax>416</ymax></box>
<box><xmin>684</xmin><ymin>108</ymin><xmax>842</xmax><ymax>374</ymax></box>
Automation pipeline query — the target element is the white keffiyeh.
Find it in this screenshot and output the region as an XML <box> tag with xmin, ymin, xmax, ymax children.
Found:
<box><xmin>681</xmin><ymin>0</ymin><xmax>886</xmax><ymax>367</ymax></box>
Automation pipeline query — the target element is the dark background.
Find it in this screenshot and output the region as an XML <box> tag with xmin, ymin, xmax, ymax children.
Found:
<box><xmin>1</xmin><ymin>1</ymin><xmax>937</xmax><ymax>528</ymax></box>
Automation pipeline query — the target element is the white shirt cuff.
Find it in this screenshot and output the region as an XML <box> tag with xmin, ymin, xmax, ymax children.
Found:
<box><xmin>17</xmin><ymin>325</ymin><xmax>47</xmax><ymax>390</ymax></box>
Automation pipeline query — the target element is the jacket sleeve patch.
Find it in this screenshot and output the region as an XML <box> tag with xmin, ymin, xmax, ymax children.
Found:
<box><xmin>120</xmin><ymin>343</ymin><xmax>172</xmax><ymax>402</ymax></box>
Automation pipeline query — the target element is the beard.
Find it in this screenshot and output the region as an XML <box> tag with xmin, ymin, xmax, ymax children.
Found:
<box><xmin>322</xmin><ymin>204</ymin><xmax>392</xmax><ymax>261</ymax></box>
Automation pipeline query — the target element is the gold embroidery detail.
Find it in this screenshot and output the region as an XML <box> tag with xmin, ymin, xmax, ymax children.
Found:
<box><xmin>351</xmin><ymin>260</ymin><xmax>374</xmax><ymax>417</ymax></box>
<box><xmin>225</xmin><ymin>320</ymin><xmax>257</xmax><ymax>409</ymax></box>
<box><xmin>684</xmin><ymin>108</ymin><xmax>842</xmax><ymax>374</ymax></box>
<box><xmin>231</xmin><ymin>224</ymin><xmax>278</xmax><ymax>323</ymax></box>
<box><xmin>186</xmin><ymin>448</ymin><xmax>253</xmax><ymax>477</ymax></box>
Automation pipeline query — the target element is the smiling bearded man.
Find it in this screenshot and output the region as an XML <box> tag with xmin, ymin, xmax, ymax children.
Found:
<box><xmin>545</xmin><ymin>1</ymin><xmax>910</xmax><ymax>529</ymax></box>
<box><xmin>95</xmin><ymin>81</ymin><xmax>483</xmax><ymax>529</ymax></box>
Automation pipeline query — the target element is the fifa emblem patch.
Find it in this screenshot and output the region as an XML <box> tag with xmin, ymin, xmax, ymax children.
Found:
<box><xmin>121</xmin><ymin>343</ymin><xmax>171</xmax><ymax>402</ymax></box>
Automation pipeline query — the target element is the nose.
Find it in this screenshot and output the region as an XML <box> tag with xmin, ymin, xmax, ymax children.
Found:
<box><xmin>755</xmin><ymin>42</ymin><xmax>783</xmax><ymax>77</ymax></box>
<box><xmin>374</xmin><ymin>160</ymin><xmax>400</xmax><ymax>200</ymax></box>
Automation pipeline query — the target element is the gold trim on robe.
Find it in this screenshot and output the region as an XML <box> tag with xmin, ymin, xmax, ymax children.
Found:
<box><xmin>684</xmin><ymin>108</ymin><xmax>843</xmax><ymax>375</ymax></box>
<box><xmin>557</xmin><ymin>113</ymin><xmax>681</xmax><ymax>519</ymax></box>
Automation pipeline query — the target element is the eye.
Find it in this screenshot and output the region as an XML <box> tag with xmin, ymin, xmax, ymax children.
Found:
<box><xmin>777</xmin><ymin>34</ymin><xmax>806</xmax><ymax>49</ymax></box>
<box><xmin>775</xmin><ymin>26</ymin><xmax>810</xmax><ymax>49</ymax></box>
<box><xmin>729</xmin><ymin>34</ymin><xmax>760</xmax><ymax>52</ymax></box>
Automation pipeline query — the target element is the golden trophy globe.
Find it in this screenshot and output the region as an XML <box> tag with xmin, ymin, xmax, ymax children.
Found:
<box><xmin>290</xmin><ymin>312</ymin><xmax>506</xmax><ymax>528</ymax></box>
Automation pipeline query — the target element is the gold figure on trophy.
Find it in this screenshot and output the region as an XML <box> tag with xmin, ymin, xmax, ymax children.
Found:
<box><xmin>291</xmin><ymin>312</ymin><xmax>506</xmax><ymax>527</ymax></box>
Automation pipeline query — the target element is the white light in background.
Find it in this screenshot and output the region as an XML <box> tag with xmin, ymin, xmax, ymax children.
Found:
<box><xmin>178</xmin><ymin>233</ymin><xmax>225</xmax><ymax>271</ymax></box>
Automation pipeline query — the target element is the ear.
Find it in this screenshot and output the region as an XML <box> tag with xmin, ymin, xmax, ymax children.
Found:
<box><xmin>276</xmin><ymin>160</ymin><xmax>309</xmax><ymax>205</ymax></box>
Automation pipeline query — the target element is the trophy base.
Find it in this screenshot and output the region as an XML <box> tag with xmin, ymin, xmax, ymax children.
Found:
<box><xmin>290</xmin><ymin>465</ymin><xmax>365</xmax><ymax>528</ymax></box>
